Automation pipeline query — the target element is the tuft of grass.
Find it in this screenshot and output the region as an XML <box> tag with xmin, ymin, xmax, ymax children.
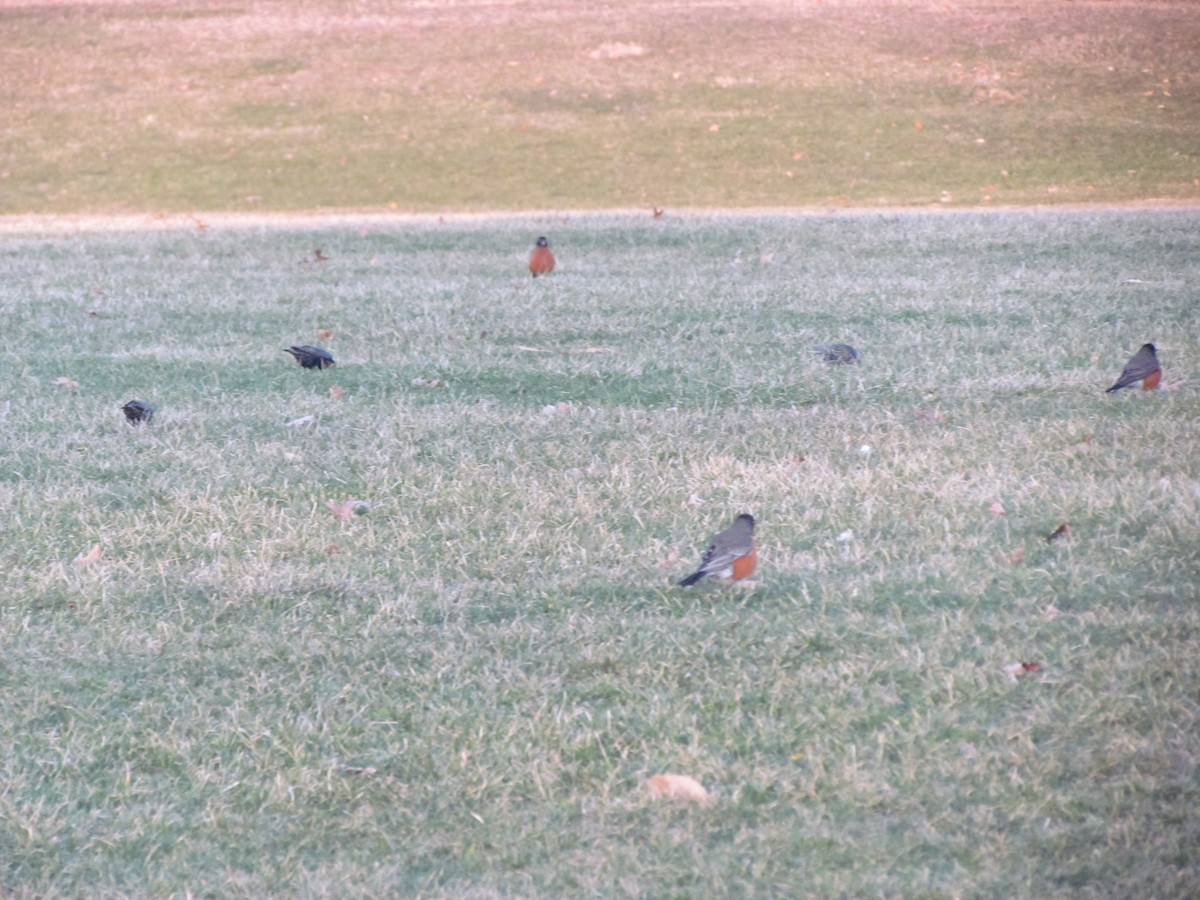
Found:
<box><xmin>2</xmin><ymin>0</ymin><xmax>1199</xmax><ymax>214</ymax></box>
<box><xmin>1</xmin><ymin>209</ymin><xmax>1198</xmax><ymax>897</ymax></box>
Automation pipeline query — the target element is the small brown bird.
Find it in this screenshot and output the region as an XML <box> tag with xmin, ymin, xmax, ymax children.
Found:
<box><xmin>283</xmin><ymin>345</ymin><xmax>335</xmax><ymax>369</ymax></box>
<box><xmin>1105</xmin><ymin>343</ymin><xmax>1161</xmax><ymax>392</ymax></box>
<box><xmin>529</xmin><ymin>236</ymin><xmax>556</xmax><ymax>277</ymax></box>
<box><xmin>677</xmin><ymin>514</ymin><xmax>757</xmax><ymax>586</ymax></box>
<box><xmin>815</xmin><ymin>343</ymin><xmax>860</xmax><ymax>364</ymax></box>
<box><xmin>121</xmin><ymin>399</ymin><xmax>153</xmax><ymax>425</ymax></box>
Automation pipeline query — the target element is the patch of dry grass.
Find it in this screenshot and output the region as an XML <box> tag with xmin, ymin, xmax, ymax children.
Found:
<box><xmin>2</xmin><ymin>0</ymin><xmax>1198</xmax><ymax>213</ymax></box>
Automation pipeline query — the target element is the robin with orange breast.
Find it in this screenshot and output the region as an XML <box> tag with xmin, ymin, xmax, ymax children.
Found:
<box><xmin>529</xmin><ymin>236</ymin><xmax>556</xmax><ymax>277</ymax></box>
<box><xmin>677</xmin><ymin>514</ymin><xmax>757</xmax><ymax>586</ymax></box>
<box><xmin>1105</xmin><ymin>343</ymin><xmax>1161</xmax><ymax>392</ymax></box>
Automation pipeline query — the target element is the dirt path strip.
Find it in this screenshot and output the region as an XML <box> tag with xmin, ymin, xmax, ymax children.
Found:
<box><xmin>2</xmin><ymin>202</ymin><xmax>1198</xmax><ymax>235</ymax></box>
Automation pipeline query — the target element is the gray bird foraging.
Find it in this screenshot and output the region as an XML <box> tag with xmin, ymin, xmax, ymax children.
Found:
<box><xmin>815</xmin><ymin>343</ymin><xmax>860</xmax><ymax>364</ymax></box>
<box><xmin>283</xmin><ymin>345</ymin><xmax>336</xmax><ymax>369</ymax></box>
<box><xmin>121</xmin><ymin>399</ymin><xmax>154</xmax><ymax>425</ymax></box>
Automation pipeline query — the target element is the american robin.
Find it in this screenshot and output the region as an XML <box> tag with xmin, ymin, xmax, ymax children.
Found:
<box><xmin>121</xmin><ymin>399</ymin><xmax>153</xmax><ymax>425</ymax></box>
<box><xmin>529</xmin><ymin>236</ymin><xmax>556</xmax><ymax>277</ymax></box>
<box><xmin>283</xmin><ymin>345</ymin><xmax>336</xmax><ymax>369</ymax></box>
<box><xmin>815</xmin><ymin>343</ymin><xmax>860</xmax><ymax>364</ymax></box>
<box><xmin>677</xmin><ymin>514</ymin><xmax>757</xmax><ymax>586</ymax></box>
<box><xmin>1105</xmin><ymin>343</ymin><xmax>1161</xmax><ymax>392</ymax></box>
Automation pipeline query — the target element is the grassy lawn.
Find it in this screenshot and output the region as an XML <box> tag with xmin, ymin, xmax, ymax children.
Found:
<box><xmin>1</xmin><ymin>208</ymin><xmax>1198</xmax><ymax>896</ymax></box>
<box><xmin>2</xmin><ymin>0</ymin><xmax>1199</xmax><ymax>214</ymax></box>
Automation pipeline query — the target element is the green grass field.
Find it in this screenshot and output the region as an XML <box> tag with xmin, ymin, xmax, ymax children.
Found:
<box><xmin>2</xmin><ymin>209</ymin><xmax>1198</xmax><ymax>896</ymax></box>
<box><xmin>3</xmin><ymin>0</ymin><xmax>1199</xmax><ymax>213</ymax></box>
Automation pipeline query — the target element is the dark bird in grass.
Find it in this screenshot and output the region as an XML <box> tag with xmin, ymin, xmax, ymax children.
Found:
<box><xmin>815</xmin><ymin>343</ymin><xmax>860</xmax><ymax>364</ymax></box>
<box><xmin>678</xmin><ymin>514</ymin><xmax>757</xmax><ymax>587</ymax></box>
<box><xmin>121</xmin><ymin>399</ymin><xmax>154</xmax><ymax>425</ymax></box>
<box><xmin>283</xmin><ymin>345</ymin><xmax>336</xmax><ymax>369</ymax></box>
<box><xmin>529</xmin><ymin>236</ymin><xmax>556</xmax><ymax>277</ymax></box>
<box><xmin>1105</xmin><ymin>343</ymin><xmax>1161</xmax><ymax>392</ymax></box>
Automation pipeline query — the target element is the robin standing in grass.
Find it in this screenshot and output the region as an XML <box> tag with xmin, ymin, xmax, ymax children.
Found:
<box><xmin>283</xmin><ymin>345</ymin><xmax>336</xmax><ymax>369</ymax></box>
<box><xmin>121</xmin><ymin>399</ymin><xmax>154</xmax><ymax>425</ymax></box>
<box><xmin>529</xmin><ymin>236</ymin><xmax>556</xmax><ymax>277</ymax></box>
<box><xmin>677</xmin><ymin>514</ymin><xmax>757</xmax><ymax>586</ymax></box>
<box><xmin>1105</xmin><ymin>343</ymin><xmax>1161</xmax><ymax>392</ymax></box>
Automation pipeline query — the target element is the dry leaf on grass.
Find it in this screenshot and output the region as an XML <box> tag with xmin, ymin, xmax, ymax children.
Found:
<box><xmin>989</xmin><ymin>502</ymin><xmax>1006</xmax><ymax>516</ymax></box>
<box><xmin>1003</xmin><ymin>661</ymin><xmax>1042</xmax><ymax>683</ymax></box>
<box><xmin>646</xmin><ymin>773</ymin><xmax>710</xmax><ymax>802</ymax></box>
<box><xmin>329</xmin><ymin>385</ymin><xmax>345</xmax><ymax>399</ymax></box>
<box><xmin>73</xmin><ymin>544</ymin><xmax>103</xmax><ymax>566</ymax></box>
<box><xmin>1045</xmin><ymin>522</ymin><xmax>1070</xmax><ymax>543</ymax></box>
<box><xmin>53</xmin><ymin>377</ymin><xmax>80</xmax><ymax>389</ymax></box>
<box><xmin>326</xmin><ymin>499</ymin><xmax>370</xmax><ymax>521</ymax></box>
<box><xmin>316</xmin><ymin>328</ymin><xmax>334</xmax><ymax>340</ymax></box>
<box><xmin>1002</xmin><ymin>546</ymin><xmax>1025</xmax><ymax>565</ymax></box>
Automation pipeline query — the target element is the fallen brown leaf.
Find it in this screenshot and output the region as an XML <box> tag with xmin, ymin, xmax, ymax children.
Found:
<box><xmin>53</xmin><ymin>377</ymin><xmax>80</xmax><ymax>389</ymax></box>
<box><xmin>1045</xmin><ymin>522</ymin><xmax>1070</xmax><ymax>543</ymax></box>
<box><xmin>646</xmin><ymin>773</ymin><xmax>709</xmax><ymax>802</ymax></box>
<box><xmin>1003</xmin><ymin>660</ymin><xmax>1042</xmax><ymax>682</ymax></box>
<box><xmin>1003</xmin><ymin>546</ymin><xmax>1025</xmax><ymax>565</ymax></box>
<box><xmin>989</xmin><ymin>502</ymin><xmax>1006</xmax><ymax>517</ymax></box>
<box><xmin>326</xmin><ymin>499</ymin><xmax>370</xmax><ymax>521</ymax></box>
<box><xmin>316</xmin><ymin>328</ymin><xmax>334</xmax><ymax>340</ymax></box>
<box><xmin>329</xmin><ymin>385</ymin><xmax>345</xmax><ymax>400</ymax></box>
<box><xmin>73</xmin><ymin>544</ymin><xmax>103</xmax><ymax>566</ymax></box>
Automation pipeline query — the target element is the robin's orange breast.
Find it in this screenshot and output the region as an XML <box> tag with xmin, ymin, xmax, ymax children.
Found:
<box><xmin>730</xmin><ymin>545</ymin><xmax>757</xmax><ymax>581</ymax></box>
<box><xmin>529</xmin><ymin>247</ymin><xmax>555</xmax><ymax>276</ymax></box>
<box><xmin>1142</xmin><ymin>368</ymin><xmax>1162</xmax><ymax>390</ymax></box>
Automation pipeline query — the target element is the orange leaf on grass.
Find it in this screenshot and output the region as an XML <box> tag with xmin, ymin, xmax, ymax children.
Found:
<box><xmin>326</xmin><ymin>499</ymin><xmax>370</xmax><ymax>521</ymax></box>
<box><xmin>329</xmin><ymin>385</ymin><xmax>345</xmax><ymax>400</ymax></box>
<box><xmin>73</xmin><ymin>544</ymin><xmax>103</xmax><ymax>566</ymax></box>
<box><xmin>646</xmin><ymin>773</ymin><xmax>710</xmax><ymax>802</ymax></box>
<box><xmin>316</xmin><ymin>328</ymin><xmax>334</xmax><ymax>340</ymax></box>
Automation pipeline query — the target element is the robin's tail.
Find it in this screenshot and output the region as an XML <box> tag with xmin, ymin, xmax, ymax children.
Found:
<box><xmin>677</xmin><ymin>571</ymin><xmax>704</xmax><ymax>587</ymax></box>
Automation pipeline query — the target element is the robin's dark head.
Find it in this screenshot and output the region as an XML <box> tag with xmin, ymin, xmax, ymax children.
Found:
<box><xmin>1141</xmin><ymin>343</ymin><xmax>1157</xmax><ymax>354</ymax></box>
<box><xmin>735</xmin><ymin>514</ymin><xmax>756</xmax><ymax>532</ymax></box>
<box><xmin>535</xmin><ymin>236</ymin><xmax>549</xmax><ymax>248</ymax></box>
